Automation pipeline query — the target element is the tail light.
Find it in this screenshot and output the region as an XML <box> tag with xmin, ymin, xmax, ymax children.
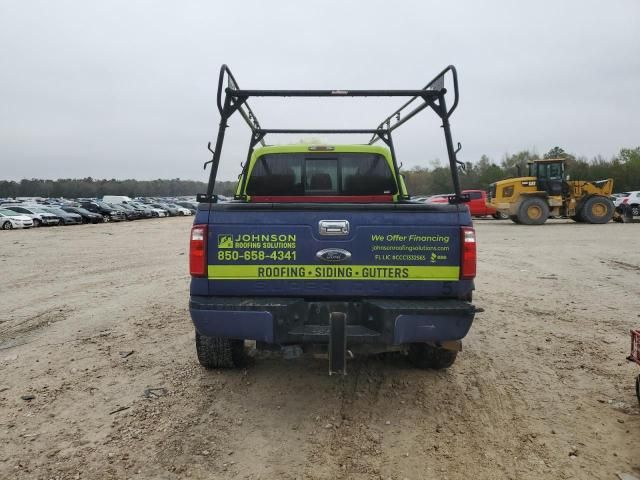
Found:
<box><xmin>622</xmin><ymin>198</ymin><xmax>629</xmax><ymax>204</ymax></box>
<box><xmin>190</xmin><ymin>225</ymin><xmax>207</xmax><ymax>277</ymax></box>
<box><xmin>460</xmin><ymin>227</ymin><xmax>476</xmax><ymax>279</ymax></box>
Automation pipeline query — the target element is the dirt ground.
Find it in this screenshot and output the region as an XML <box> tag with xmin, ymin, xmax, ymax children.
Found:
<box><xmin>0</xmin><ymin>217</ymin><xmax>638</xmax><ymax>480</ymax></box>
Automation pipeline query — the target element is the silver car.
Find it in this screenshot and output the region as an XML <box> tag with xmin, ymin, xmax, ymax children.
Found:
<box><xmin>41</xmin><ymin>207</ymin><xmax>83</xmax><ymax>225</ymax></box>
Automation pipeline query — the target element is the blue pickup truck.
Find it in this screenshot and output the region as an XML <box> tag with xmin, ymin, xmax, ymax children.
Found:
<box><xmin>189</xmin><ymin>65</ymin><xmax>476</xmax><ymax>374</ymax></box>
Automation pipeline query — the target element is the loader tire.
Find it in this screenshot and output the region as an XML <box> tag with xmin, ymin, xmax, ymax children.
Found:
<box><xmin>581</xmin><ymin>196</ymin><xmax>614</xmax><ymax>224</ymax></box>
<box><xmin>407</xmin><ymin>343</ymin><xmax>457</xmax><ymax>370</ymax></box>
<box><xmin>570</xmin><ymin>209</ymin><xmax>585</xmax><ymax>223</ymax></box>
<box><xmin>195</xmin><ymin>332</ymin><xmax>245</xmax><ymax>369</ymax></box>
<box><xmin>517</xmin><ymin>197</ymin><xmax>549</xmax><ymax>225</ymax></box>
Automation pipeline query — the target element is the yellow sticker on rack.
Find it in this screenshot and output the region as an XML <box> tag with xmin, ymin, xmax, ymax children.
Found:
<box><xmin>208</xmin><ymin>265</ymin><xmax>459</xmax><ymax>281</ymax></box>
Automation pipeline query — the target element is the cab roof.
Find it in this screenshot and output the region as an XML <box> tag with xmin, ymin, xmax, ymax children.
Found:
<box><xmin>252</xmin><ymin>144</ymin><xmax>391</xmax><ymax>156</ymax></box>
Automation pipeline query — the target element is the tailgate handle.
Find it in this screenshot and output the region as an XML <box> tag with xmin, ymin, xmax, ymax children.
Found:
<box><xmin>319</xmin><ymin>220</ymin><xmax>349</xmax><ymax>236</ymax></box>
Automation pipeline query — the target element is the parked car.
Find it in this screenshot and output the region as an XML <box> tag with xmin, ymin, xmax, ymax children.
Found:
<box><xmin>150</xmin><ymin>206</ymin><xmax>169</xmax><ymax>217</ymax></box>
<box><xmin>79</xmin><ymin>200</ymin><xmax>126</xmax><ymax>222</ymax></box>
<box><xmin>62</xmin><ymin>206</ymin><xmax>104</xmax><ymax>224</ymax></box>
<box><xmin>428</xmin><ymin>190</ymin><xmax>506</xmax><ymax>219</ymax></box>
<box><xmin>1</xmin><ymin>205</ymin><xmax>61</xmax><ymax>226</ymax></box>
<box><xmin>612</xmin><ymin>193</ymin><xmax>627</xmax><ymax>206</ymax></box>
<box><xmin>116</xmin><ymin>203</ymin><xmax>148</xmax><ymax>219</ymax></box>
<box><xmin>125</xmin><ymin>201</ymin><xmax>164</xmax><ymax>217</ymax></box>
<box><xmin>41</xmin><ymin>207</ymin><xmax>83</xmax><ymax>225</ymax></box>
<box><xmin>150</xmin><ymin>203</ymin><xmax>180</xmax><ymax>216</ymax></box>
<box><xmin>165</xmin><ymin>203</ymin><xmax>193</xmax><ymax>216</ymax></box>
<box><xmin>107</xmin><ymin>203</ymin><xmax>143</xmax><ymax>220</ymax></box>
<box><xmin>122</xmin><ymin>203</ymin><xmax>153</xmax><ymax>218</ymax></box>
<box><xmin>176</xmin><ymin>201</ymin><xmax>198</xmax><ymax>214</ymax></box>
<box><xmin>616</xmin><ymin>191</ymin><xmax>640</xmax><ymax>216</ymax></box>
<box><xmin>102</xmin><ymin>195</ymin><xmax>133</xmax><ymax>204</ymax></box>
<box><xmin>426</xmin><ymin>194</ymin><xmax>449</xmax><ymax>203</ymax></box>
<box><xmin>128</xmin><ymin>201</ymin><xmax>164</xmax><ymax>217</ymax></box>
<box><xmin>0</xmin><ymin>209</ymin><xmax>34</xmax><ymax>229</ymax></box>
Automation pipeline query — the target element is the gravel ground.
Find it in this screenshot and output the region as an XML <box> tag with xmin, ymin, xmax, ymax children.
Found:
<box><xmin>0</xmin><ymin>217</ymin><xmax>638</xmax><ymax>480</ymax></box>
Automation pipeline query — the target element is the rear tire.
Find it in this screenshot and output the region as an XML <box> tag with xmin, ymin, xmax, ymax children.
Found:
<box><xmin>517</xmin><ymin>197</ymin><xmax>549</xmax><ymax>225</ymax></box>
<box><xmin>570</xmin><ymin>210</ymin><xmax>585</xmax><ymax>223</ymax></box>
<box><xmin>492</xmin><ymin>212</ymin><xmax>508</xmax><ymax>220</ymax></box>
<box><xmin>195</xmin><ymin>332</ymin><xmax>245</xmax><ymax>369</ymax></box>
<box><xmin>407</xmin><ymin>343</ymin><xmax>457</xmax><ymax>370</ymax></box>
<box><xmin>33</xmin><ymin>218</ymin><xmax>41</xmax><ymax>227</ymax></box>
<box><xmin>2</xmin><ymin>221</ymin><xmax>13</xmax><ymax>230</ymax></box>
<box><xmin>581</xmin><ymin>196</ymin><xmax>614</xmax><ymax>224</ymax></box>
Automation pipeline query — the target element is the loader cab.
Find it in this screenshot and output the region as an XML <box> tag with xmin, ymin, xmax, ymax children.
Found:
<box><xmin>528</xmin><ymin>159</ymin><xmax>565</xmax><ymax>196</ymax></box>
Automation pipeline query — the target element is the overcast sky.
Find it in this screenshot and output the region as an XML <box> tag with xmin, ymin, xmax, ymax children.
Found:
<box><xmin>1</xmin><ymin>0</ymin><xmax>638</xmax><ymax>182</ymax></box>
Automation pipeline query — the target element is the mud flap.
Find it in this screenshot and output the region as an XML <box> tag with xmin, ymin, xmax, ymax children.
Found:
<box><xmin>329</xmin><ymin>312</ymin><xmax>347</xmax><ymax>375</ymax></box>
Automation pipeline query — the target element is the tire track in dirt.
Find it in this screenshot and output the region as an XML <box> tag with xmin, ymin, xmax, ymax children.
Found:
<box><xmin>0</xmin><ymin>307</ymin><xmax>71</xmax><ymax>350</ymax></box>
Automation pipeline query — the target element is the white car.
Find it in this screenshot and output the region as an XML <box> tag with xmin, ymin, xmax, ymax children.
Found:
<box><xmin>174</xmin><ymin>206</ymin><xmax>193</xmax><ymax>216</ymax></box>
<box><xmin>151</xmin><ymin>208</ymin><xmax>169</xmax><ymax>217</ymax></box>
<box><xmin>612</xmin><ymin>193</ymin><xmax>627</xmax><ymax>207</ymax></box>
<box><xmin>616</xmin><ymin>191</ymin><xmax>640</xmax><ymax>216</ymax></box>
<box><xmin>0</xmin><ymin>204</ymin><xmax>60</xmax><ymax>226</ymax></box>
<box><xmin>0</xmin><ymin>209</ymin><xmax>34</xmax><ymax>229</ymax></box>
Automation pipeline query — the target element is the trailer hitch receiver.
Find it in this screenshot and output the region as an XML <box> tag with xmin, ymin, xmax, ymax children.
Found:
<box><xmin>329</xmin><ymin>312</ymin><xmax>347</xmax><ymax>375</ymax></box>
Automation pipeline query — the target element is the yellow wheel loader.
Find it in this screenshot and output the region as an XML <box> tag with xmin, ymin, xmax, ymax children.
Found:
<box><xmin>487</xmin><ymin>158</ymin><xmax>614</xmax><ymax>225</ymax></box>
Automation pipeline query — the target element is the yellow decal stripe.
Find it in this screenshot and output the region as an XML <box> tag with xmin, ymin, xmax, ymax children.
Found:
<box><xmin>208</xmin><ymin>265</ymin><xmax>459</xmax><ymax>281</ymax></box>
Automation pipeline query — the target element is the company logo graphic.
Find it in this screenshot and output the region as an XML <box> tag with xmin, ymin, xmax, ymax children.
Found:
<box><xmin>430</xmin><ymin>252</ymin><xmax>448</xmax><ymax>263</ymax></box>
<box><xmin>217</xmin><ymin>234</ymin><xmax>234</xmax><ymax>249</ymax></box>
<box><xmin>316</xmin><ymin>248</ymin><xmax>352</xmax><ymax>262</ymax></box>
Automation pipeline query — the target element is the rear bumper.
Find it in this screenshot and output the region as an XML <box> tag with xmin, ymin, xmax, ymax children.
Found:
<box><xmin>189</xmin><ymin>296</ymin><xmax>475</xmax><ymax>346</ymax></box>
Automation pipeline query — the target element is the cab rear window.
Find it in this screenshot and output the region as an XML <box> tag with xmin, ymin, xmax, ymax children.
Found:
<box><xmin>468</xmin><ymin>191</ymin><xmax>483</xmax><ymax>200</ymax></box>
<box><xmin>245</xmin><ymin>153</ymin><xmax>397</xmax><ymax>196</ymax></box>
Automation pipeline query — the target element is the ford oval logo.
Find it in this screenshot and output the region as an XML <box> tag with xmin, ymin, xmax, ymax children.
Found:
<box><xmin>316</xmin><ymin>248</ymin><xmax>351</xmax><ymax>262</ymax></box>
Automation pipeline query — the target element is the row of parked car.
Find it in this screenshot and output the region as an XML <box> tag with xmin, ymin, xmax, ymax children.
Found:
<box><xmin>0</xmin><ymin>196</ymin><xmax>198</xmax><ymax>230</ymax></box>
<box><xmin>612</xmin><ymin>191</ymin><xmax>640</xmax><ymax>216</ymax></box>
<box><xmin>412</xmin><ymin>189</ymin><xmax>508</xmax><ymax>219</ymax></box>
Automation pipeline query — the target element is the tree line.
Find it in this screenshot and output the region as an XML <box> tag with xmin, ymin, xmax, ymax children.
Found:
<box><xmin>0</xmin><ymin>177</ymin><xmax>237</xmax><ymax>199</ymax></box>
<box><xmin>1</xmin><ymin>146</ymin><xmax>638</xmax><ymax>199</ymax></box>
<box><xmin>402</xmin><ymin>146</ymin><xmax>640</xmax><ymax>195</ymax></box>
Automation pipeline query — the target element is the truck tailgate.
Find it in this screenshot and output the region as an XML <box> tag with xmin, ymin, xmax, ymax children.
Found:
<box><xmin>195</xmin><ymin>202</ymin><xmax>472</xmax><ymax>299</ymax></box>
